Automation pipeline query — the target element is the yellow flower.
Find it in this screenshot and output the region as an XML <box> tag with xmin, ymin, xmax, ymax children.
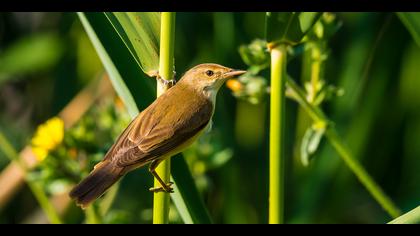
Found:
<box><xmin>32</xmin><ymin>146</ymin><xmax>48</xmax><ymax>162</ymax></box>
<box><xmin>31</xmin><ymin>117</ymin><xmax>64</xmax><ymax>162</ymax></box>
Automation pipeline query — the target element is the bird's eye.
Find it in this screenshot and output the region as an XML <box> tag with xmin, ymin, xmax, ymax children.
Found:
<box><xmin>205</xmin><ymin>70</ymin><xmax>214</xmax><ymax>77</ymax></box>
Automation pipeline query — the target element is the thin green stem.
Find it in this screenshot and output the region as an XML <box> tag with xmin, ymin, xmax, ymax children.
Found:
<box><xmin>77</xmin><ymin>12</ymin><xmax>139</xmax><ymax>118</ymax></box>
<box><xmin>285</xmin><ymin>77</ymin><xmax>401</xmax><ymax>219</ymax></box>
<box><xmin>153</xmin><ymin>12</ymin><xmax>176</xmax><ymax>224</ymax></box>
<box><xmin>269</xmin><ymin>44</ymin><xmax>287</xmax><ymax>224</ymax></box>
<box><xmin>309</xmin><ymin>43</ymin><xmax>321</xmax><ymax>103</ymax></box>
<box><xmin>325</xmin><ymin>129</ymin><xmax>400</xmax><ymax>218</ymax></box>
<box><xmin>26</xmin><ymin>181</ymin><xmax>62</xmax><ymax>224</ymax></box>
<box><xmin>99</xmin><ymin>182</ymin><xmax>120</xmax><ymax>216</ymax></box>
<box><xmin>287</xmin><ymin>77</ymin><xmax>327</xmax><ymax>124</ymax></box>
<box><xmin>0</xmin><ymin>131</ymin><xmax>62</xmax><ymax>224</ymax></box>
<box><xmin>388</xmin><ymin>205</ymin><xmax>420</xmax><ymax>224</ymax></box>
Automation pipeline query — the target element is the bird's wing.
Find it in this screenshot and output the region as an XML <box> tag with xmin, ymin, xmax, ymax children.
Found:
<box><xmin>104</xmin><ymin>87</ymin><xmax>213</xmax><ymax>168</ymax></box>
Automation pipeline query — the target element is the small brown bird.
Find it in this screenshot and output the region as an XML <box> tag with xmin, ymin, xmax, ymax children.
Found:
<box><xmin>69</xmin><ymin>63</ymin><xmax>246</xmax><ymax>208</ymax></box>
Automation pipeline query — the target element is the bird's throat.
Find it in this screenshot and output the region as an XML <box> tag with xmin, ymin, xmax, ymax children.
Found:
<box><xmin>203</xmin><ymin>88</ymin><xmax>217</xmax><ymax>105</ymax></box>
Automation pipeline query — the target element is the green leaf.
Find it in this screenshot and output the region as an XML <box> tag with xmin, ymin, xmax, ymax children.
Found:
<box><xmin>306</xmin><ymin>13</ymin><xmax>342</xmax><ymax>41</ymax></box>
<box><xmin>105</xmin><ymin>12</ymin><xmax>160</xmax><ymax>77</ymax></box>
<box><xmin>388</xmin><ymin>205</ymin><xmax>420</xmax><ymax>224</ymax></box>
<box><xmin>81</xmin><ymin>12</ymin><xmax>155</xmax><ymax>111</ymax></box>
<box><xmin>300</xmin><ymin>124</ymin><xmax>325</xmax><ymax>166</ymax></box>
<box><xmin>78</xmin><ymin>12</ymin><xmax>139</xmax><ymax>118</ymax></box>
<box><xmin>239</xmin><ymin>39</ymin><xmax>270</xmax><ymax>70</ymax></box>
<box><xmin>265</xmin><ymin>12</ymin><xmax>322</xmax><ymax>46</ymax></box>
<box><xmin>397</xmin><ymin>12</ymin><xmax>420</xmax><ymax>47</ymax></box>
<box><xmin>0</xmin><ymin>33</ymin><xmax>63</xmax><ymax>86</ymax></box>
<box><xmin>171</xmin><ymin>154</ymin><xmax>212</xmax><ymax>224</ymax></box>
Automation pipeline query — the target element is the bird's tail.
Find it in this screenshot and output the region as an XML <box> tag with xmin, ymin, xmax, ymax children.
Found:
<box><xmin>69</xmin><ymin>161</ymin><xmax>123</xmax><ymax>209</ymax></box>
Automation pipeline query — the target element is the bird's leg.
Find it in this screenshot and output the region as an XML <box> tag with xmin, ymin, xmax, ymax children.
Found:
<box><xmin>148</xmin><ymin>160</ymin><xmax>174</xmax><ymax>193</ymax></box>
<box><xmin>155</xmin><ymin>71</ymin><xmax>176</xmax><ymax>89</ymax></box>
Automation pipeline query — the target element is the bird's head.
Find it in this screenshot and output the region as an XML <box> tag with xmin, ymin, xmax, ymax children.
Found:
<box><xmin>180</xmin><ymin>63</ymin><xmax>246</xmax><ymax>97</ymax></box>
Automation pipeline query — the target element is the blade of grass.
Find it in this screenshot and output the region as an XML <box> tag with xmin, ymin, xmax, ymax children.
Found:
<box><xmin>286</xmin><ymin>77</ymin><xmax>401</xmax><ymax>218</ymax></box>
<box><xmin>82</xmin><ymin>12</ymin><xmax>155</xmax><ymax>110</ymax></box>
<box><xmin>397</xmin><ymin>12</ymin><xmax>420</xmax><ymax>47</ymax></box>
<box><xmin>171</xmin><ymin>155</ymin><xmax>212</xmax><ymax>224</ymax></box>
<box><xmin>104</xmin><ymin>12</ymin><xmax>160</xmax><ymax>76</ymax></box>
<box><xmin>78</xmin><ymin>12</ymin><xmax>139</xmax><ymax>118</ymax></box>
<box><xmin>388</xmin><ymin>205</ymin><xmax>420</xmax><ymax>224</ymax></box>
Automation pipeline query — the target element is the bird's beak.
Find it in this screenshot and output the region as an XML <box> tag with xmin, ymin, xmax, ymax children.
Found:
<box><xmin>223</xmin><ymin>69</ymin><xmax>247</xmax><ymax>79</ymax></box>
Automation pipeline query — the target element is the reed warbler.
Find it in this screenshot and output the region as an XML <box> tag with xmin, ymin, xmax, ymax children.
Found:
<box><xmin>69</xmin><ymin>63</ymin><xmax>246</xmax><ymax>208</ymax></box>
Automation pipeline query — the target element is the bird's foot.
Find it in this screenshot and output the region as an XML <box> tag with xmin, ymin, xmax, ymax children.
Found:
<box><xmin>149</xmin><ymin>182</ymin><xmax>174</xmax><ymax>193</ymax></box>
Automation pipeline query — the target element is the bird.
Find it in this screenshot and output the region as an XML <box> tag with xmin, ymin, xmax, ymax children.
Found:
<box><xmin>69</xmin><ymin>63</ymin><xmax>246</xmax><ymax>208</ymax></box>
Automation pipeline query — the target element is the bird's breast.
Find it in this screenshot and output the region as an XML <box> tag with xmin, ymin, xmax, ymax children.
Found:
<box><xmin>160</xmin><ymin>124</ymin><xmax>210</xmax><ymax>160</ymax></box>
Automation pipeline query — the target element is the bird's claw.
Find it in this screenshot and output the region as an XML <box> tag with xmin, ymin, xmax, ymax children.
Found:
<box><xmin>149</xmin><ymin>182</ymin><xmax>174</xmax><ymax>193</ymax></box>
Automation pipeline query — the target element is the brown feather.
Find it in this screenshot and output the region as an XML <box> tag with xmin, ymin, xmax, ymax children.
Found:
<box><xmin>107</xmin><ymin>82</ymin><xmax>213</xmax><ymax>170</ymax></box>
<box><xmin>69</xmin><ymin>161</ymin><xmax>123</xmax><ymax>208</ymax></box>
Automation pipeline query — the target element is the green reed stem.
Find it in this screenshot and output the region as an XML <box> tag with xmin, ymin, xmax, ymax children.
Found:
<box><xmin>269</xmin><ymin>44</ymin><xmax>287</xmax><ymax>224</ymax></box>
<box><xmin>153</xmin><ymin>12</ymin><xmax>176</xmax><ymax>224</ymax></box>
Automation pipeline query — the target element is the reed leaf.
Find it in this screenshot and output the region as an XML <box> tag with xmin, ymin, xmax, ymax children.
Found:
<box><xmin>105</xmin><ymin>12</ymin><xmax>160</xmax><ymax>77</ymax></box>
<box><xmin>397</xmin><ymin>12</ymin><xmax>420</xmax><ymax>47</ymax></box>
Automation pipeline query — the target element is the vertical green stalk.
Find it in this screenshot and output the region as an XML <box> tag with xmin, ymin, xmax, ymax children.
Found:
<box><xmin>153</xmin><ymin>12</ymin><xmax>176</xmax><ymax>224</ymax></box>
<box><xmin>269</xmin><ymin>44</ymin><xmax>287</xmax><ymax>224</ymax></box>
<box><xmin>0</xmin><ymin>131</ymin><xmax>62</xmax><ymax>224</ymax></box>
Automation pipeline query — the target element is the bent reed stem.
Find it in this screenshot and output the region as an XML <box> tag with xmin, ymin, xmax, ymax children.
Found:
<box><xmin>286</xmin><ymin>78</ymin><xmax>401</xmax><ymax>218</ymax></box>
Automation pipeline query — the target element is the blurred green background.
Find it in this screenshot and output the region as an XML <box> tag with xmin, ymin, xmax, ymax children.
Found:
<box><xmin>0</xmin><ymin>12</ymin><xmax>419</xmax><ymax>223</ymax></box>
